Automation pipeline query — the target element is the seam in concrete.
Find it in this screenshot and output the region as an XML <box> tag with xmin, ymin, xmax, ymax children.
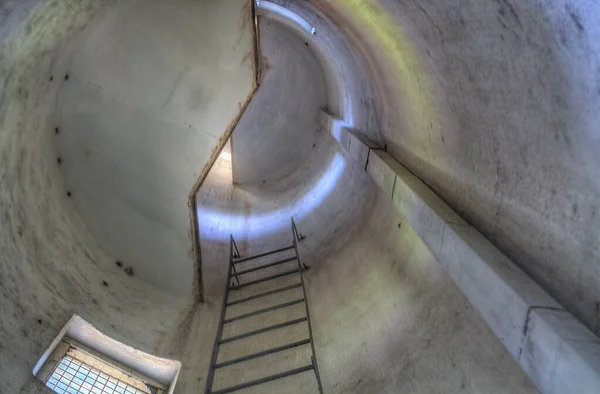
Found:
<box><xmin>438</xmin><ymin>223</ymin><xmax>445</xmax><ymax>258</ymax></box>
<box><xmin>365</xmin><ymin>146</ymin><xmax>384</xmax><ymax>172</ymax></box>
<box><xmin>188</xmin><ymin>0</ymin><xmax>262</xmax><ymax>303</ymax></box>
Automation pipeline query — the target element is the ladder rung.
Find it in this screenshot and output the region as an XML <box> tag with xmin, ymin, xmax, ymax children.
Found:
<box><xmin>230</xmin><ymin>269</ymin><xmax>299</xmax><ymax>290</ymax></box>
<box><xmin>214</xmin><ymin>339</ymin><xmax>311</xmax><ymax>369</ymax></box>
<box><xmin>224</xmin><ymin>298</ymin><xmax>305</xmax><ymax>324</ymax></box>
<box><xmin>227</xmin><ymin>283</ymin><xmax>302</xmax><ymax>306</ymax></box>
<box><xmin>219</xmin><ymin>317</ymin><xmax>307</xmax><ymax>344</ymax></box>
<box><xmin>233</xmin><ymin>245</ymin><xmax>294</xmax><ymax>264</ymax></box>
<box><xmin>210</xmin><ymin>365</ymin><xmax>314</xmax><ymax>394</ymax></box>
<box><xmin>233</xmin><ymin>256</ymin><xmax>297</xmax><ymax>276</ymax></box>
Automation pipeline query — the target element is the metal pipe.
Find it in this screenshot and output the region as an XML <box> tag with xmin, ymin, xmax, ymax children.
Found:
<box><xmin>230</xmin><ymin>235</ymin><xmax>240</xmax><ymax>287</ymax></box>
<box><xmin>229</xmin><ymin>268</ymin><xmax>299</xmax><ymax>290</ymax></box>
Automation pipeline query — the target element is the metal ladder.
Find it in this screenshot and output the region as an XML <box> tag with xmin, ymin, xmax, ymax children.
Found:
<box><xmin>204</xmin><ymin>219</ymin><xmax>323</xmax><ymax>394</ymax></box>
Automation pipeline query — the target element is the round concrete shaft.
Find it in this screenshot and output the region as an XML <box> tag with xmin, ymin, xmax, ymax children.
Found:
<box><xmin>1</xmin><ymin>0</ymin><xmax>599</xmax><ymax>393</ymax></box>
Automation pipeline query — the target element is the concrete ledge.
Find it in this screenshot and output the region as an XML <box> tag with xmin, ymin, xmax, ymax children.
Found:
<box><xmin>330</xmin><ymin>124</ymin><xmax>600</xmax><ymax>393</ymax></box>
<box><xmin>321</xmin><ymin>110</ymin><xmax>381</xmax><ymax>169</ymax></box>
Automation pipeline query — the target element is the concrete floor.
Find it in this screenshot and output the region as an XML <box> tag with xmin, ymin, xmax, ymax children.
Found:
<box><xmin>1</xmin><ymin>0</ymin><xmax>600</xmax><ymax>393</ymax></box>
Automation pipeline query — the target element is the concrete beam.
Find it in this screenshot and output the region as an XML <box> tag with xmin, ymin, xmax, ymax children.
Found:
<box><xmin>321</xmin><ymin>110</ymin><xmax>381</xmax><ymax>170</ymax></box>
<box><xmin>325</xmin><ymin>110</ymin><xmax>600</xmax><ymax>393</ymax></box>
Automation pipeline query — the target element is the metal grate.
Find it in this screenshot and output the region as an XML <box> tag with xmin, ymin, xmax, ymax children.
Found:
<box><xmin>46</xmin><ymin>355</ymin><xmax>150</xmax><ymax>394</ymax></box>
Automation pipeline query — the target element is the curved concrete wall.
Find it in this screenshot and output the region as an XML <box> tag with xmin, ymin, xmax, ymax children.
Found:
<box><xmin>316</xmin><ymin>0</ymin><xmax>600</xmax><ymax>338</ymax></box>
<box><xmin>0</xmin><ymin>0</ymin><xmax>253</xmax><ymax>392</ymax></box>
<box><xmin>232</xmin><ymin>19</ymin><xmax>328</xmax><ymax>185</ymax></box>
<box><xmin>2</xmin><ymin>0</ymin><xmax>599</xmax><ymax>393</ymax></box>
<box><xmin>0</xmin><ymin>2</ymin><xmax>185</xmax><ymax>392</ymax></box>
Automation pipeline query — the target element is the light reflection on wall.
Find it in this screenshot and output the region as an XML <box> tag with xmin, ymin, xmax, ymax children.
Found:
<box><xmin>197</xmin><ymin>153</ymin><xmax>346</xmax><ymax>241</ymax></box>
<box><xmin>343</xmin><ymin>0</ymin><xmax>435</xmax><ymax>161</ymax></box>
<box><xmin>195</xmin><ymin>3</ymin><xmax>356</xmax><ymax>242</ymax></box>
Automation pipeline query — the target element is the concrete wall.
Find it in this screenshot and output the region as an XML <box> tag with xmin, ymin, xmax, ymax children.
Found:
<box><xmin>0</xmin><ymin>0</ymin><xmax>250</xmax><ymax>392</ymax></box>
<box><xmin>0</xmin><ymin>1</ymin><xmax>182</xmax><ymax>392</ymax></box>
<box><xmin>286</xmin><ymin>1</ymin><xmax>600</xmax><ymax>390</ymax></box>
<box><xmin>328</xmin><ymin>117</ymin><xmax>600</xmax><ymax>392</ymax></box>
<box><xmin>309</xmin><ymin>187</ymin><xmax>537</xmax><ymax>393</ymax></box>
<box><xmin>2</xmin><ymin>0</ymin><xmax>600</xmax><ymax>392</ymax></box>
<box><xmin>316</xmin><ymin>0</ymin><xmax>600</xmax><ymax>339</ymax></box>
<box><xmin>56</xmin><ymin>0</ymin><xmax>256</xmax><ymax>296</ymax></box>
<box><xmin>194</xmin><ymin>13</ymin><xmax>537</xmax><ymax>393</ymax></box>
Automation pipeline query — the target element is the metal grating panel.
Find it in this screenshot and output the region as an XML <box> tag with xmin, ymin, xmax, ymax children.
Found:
<box><xmin>46</xmin><ymin>355</ymin><xmax>150</xmax><ymax>394</ymax></box>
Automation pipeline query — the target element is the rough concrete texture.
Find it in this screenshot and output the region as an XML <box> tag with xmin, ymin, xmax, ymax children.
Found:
<box><xmin>0</xmin><ymin>0</ymin><xmax>246</xmax><ymax>393</ymax></box>
<box><xmin>56</xmin><ymin>0</ymin><xmax>256</xmax><ymax>296</ymax></box>
<box><xmin>1</xmin><ymin>0</ymin><xmax>599</xmax><ymax>393</ymax></box>
<box><xmin>332</xmin><ymin>118</ymin><xmax>600</xmax><ymax>392</ymax></box>
<box><xmin>0</xmin><ymin>2</ymin><xmax>185</xmax><ymax>392</ymax></box>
